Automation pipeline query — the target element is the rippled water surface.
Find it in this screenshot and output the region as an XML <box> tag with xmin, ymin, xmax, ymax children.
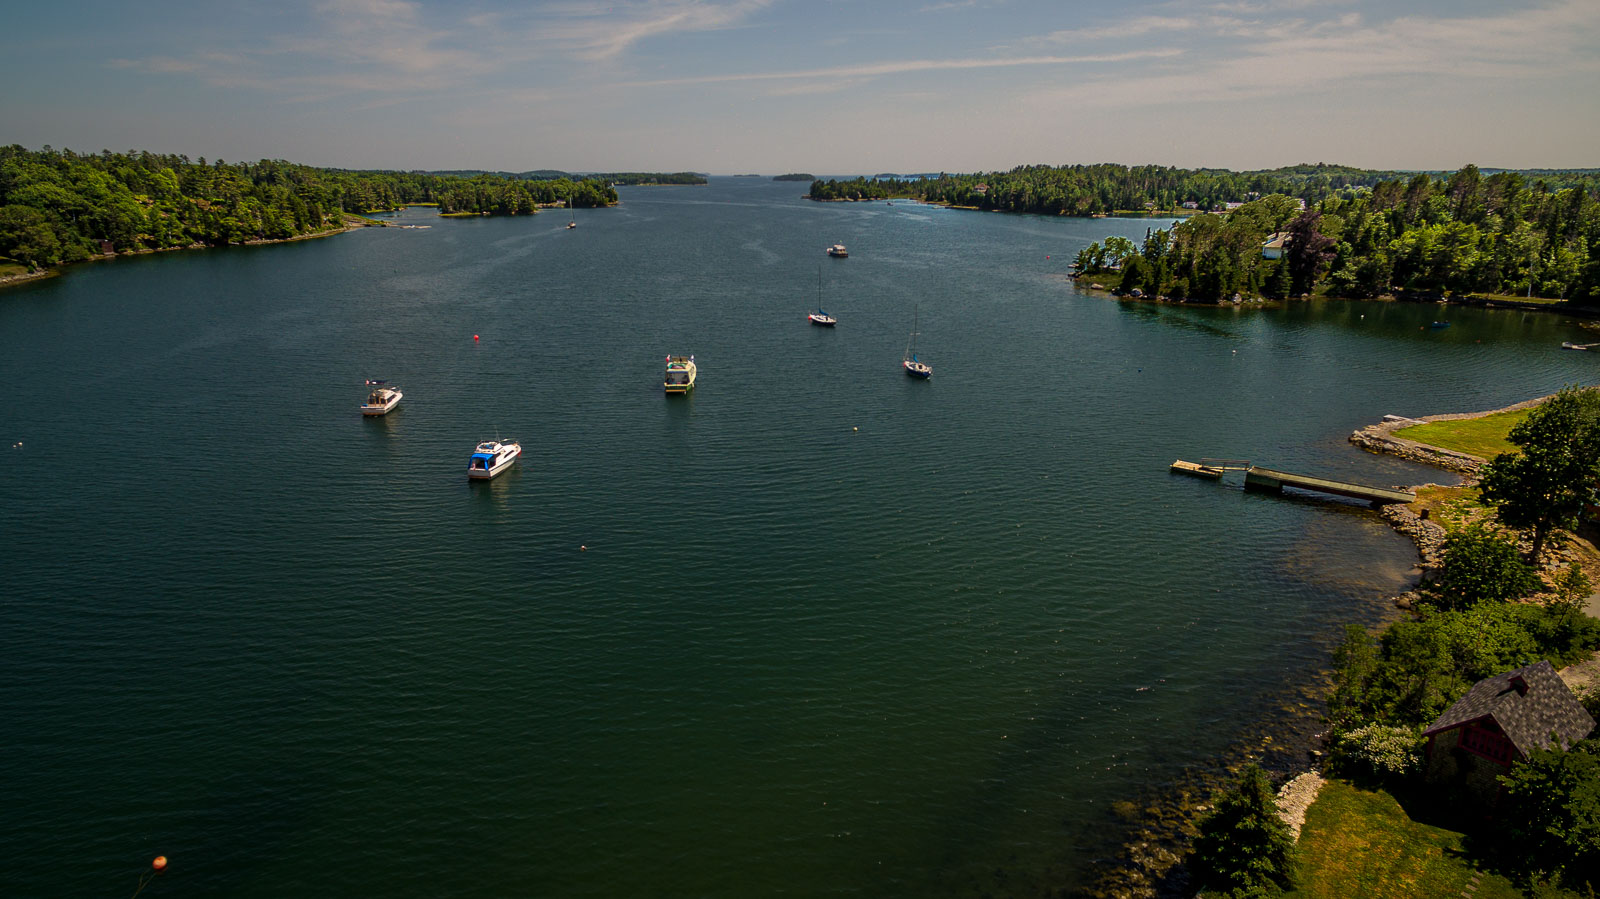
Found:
<box><xmin>3</xmin><ymin>179</ymin><xmax>1596</xmax><ymax>896</ymax></box>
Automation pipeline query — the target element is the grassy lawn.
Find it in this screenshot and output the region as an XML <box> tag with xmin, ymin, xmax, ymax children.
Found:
<box><xmin>1395</xmin><ymin>408</ymin><xmax>1530</xmax><ymax>459</ymax></box>
<box><xmin>1076</xmin><ymin>270</ymin><xmax>1122</xmax><ymax>290</ymax></box>
<box><xmin>1465</xmin><ymin>292</ymin><xmax>1568</xmax><ymax>306</ymax></box>
<box><xmin>1288</xmin><ymin>780</ymin><xmax>1521</xmax><ymax>899</ymax></box>
<box><xmin>1410</xmin><ymin>483</ymin><xmax>1492</xmax><ymax>531</ymax></box>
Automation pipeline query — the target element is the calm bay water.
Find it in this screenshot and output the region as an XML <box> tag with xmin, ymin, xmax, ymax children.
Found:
<box><xmin>3</xmin><ymin>178</ymin><xmax>1597</xmax><ymax>896</ymax></box>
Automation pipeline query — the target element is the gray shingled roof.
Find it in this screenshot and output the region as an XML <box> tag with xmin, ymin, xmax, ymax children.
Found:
<box><xmin>1424</xmin><ymin>660</ymin><xmax>1595</xmax><ymax>757</ymax></box>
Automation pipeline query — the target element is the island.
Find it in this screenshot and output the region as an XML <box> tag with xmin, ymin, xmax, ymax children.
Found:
<box><xmin>772</xmin><ymin>173</ymin><xmax>814</xmax><ymax>182</ymax></box>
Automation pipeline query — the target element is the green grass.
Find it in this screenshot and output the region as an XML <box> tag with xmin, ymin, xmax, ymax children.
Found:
<box><xmin>1287</xmin><ymin>780</ymin><xmax>1521</xmax><ymax>899</ymax></box>
<box><xmin>0</xmin><ymin>260</ymin><xmax>30</xmax><ymax>278</ymax></box>
<box><xmin>1466</xmin><ymin>292</ymin><xmax>1568</xmax><ymax>306</ymax></box>
<box><xmin>1396</xmin><ymin>408</ymin><xmax>1531</xmax><ymax>459</ymax></box>
<box><xmin>1076</xmin><ymin>270</ymin><xmax>1123</xmax><ymax>290</ymax></box>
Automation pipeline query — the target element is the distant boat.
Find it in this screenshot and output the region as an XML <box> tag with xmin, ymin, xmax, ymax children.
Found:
<box><xmin>1430</xmin><ymin>320</ymin><xmax>1451</xmax><ymax>329</ymax></box>
<box><xmin>827</xmin><ymin>244</ymin><xmax>848</xmax><ymax>258</ymax></box>
<box><xmin>359</xmin><ymin>379</ymin><xmax>403</xmax><ymax>415</ymax></box>
<box><xmin>1562</xmin><ymin>341</ymin><xmax>1595</xmax><ymax>350</ymax></box>
<box><xmin>902</xmin><ymin>306</ymin><xmax>932</xmax><ymax>379</ymax></box>
<box><xmin>664</xmin><ymin>354</ymin><xmax>697</xmax><ymax>394</ymax></box>
<box><xmin>567</xmin><ymin>198</ymin><xmax>577</xmax><ymax>229</ymax></box>
<box><xmin>808</xmin><ymin>266</ymin><xmax>836</xmax><ymax>326</ymax></box>
<box><xmin>467</xmin><ymin>440</ymin><xmax>521</xmax><ymax>479</ymax></box>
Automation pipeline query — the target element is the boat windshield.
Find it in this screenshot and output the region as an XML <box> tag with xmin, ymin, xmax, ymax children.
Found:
<box><xmin>666</xmin><ymin>372</ymin><xmax>689</xmax><ymax>384</ymax></box>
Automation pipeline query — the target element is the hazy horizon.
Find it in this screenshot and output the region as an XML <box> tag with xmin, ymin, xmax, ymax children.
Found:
<box><xmin>7</xmin><ymin>0</ymin><xmax>1598</xmax><ymax>174</ymax></box>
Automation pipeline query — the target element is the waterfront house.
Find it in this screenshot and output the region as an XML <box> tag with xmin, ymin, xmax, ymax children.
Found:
<box><xmin>1262</xmin><ymin>232</ymin><xmax>1291</xmax><ymax>260</ymax></box>
<box><xmin>1181</xmin><ymin>201</ymin><xmax>1199</xmax><ymax>209</ymax></box>
<box><xmin>1421</xmin><ymin>661</ymin><xmax>1594</xmax><ymax>805</ymax></box>
<box><xmin>973</xmin><ymin>183</ymin><xmax>989</xmax><ymax>196</ymax></box>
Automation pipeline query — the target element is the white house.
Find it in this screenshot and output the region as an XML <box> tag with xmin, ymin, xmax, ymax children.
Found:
<box><xmin>1262</xmin><ymin>232</ymin><xmax>1291</xmax><ymax>260</ymax></box>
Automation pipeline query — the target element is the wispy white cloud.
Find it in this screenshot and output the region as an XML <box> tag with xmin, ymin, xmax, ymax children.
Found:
<box><xmin>1024</xmin><ymin>0</ymin><xmax>1600</xmax><ymax>111</ymax></box>
<box><xmin>561</xmin><ymin>0</ymin><xmax>776</xmax><ymax>60</ymax></box>
<box><xmin>618</xmin><ymin>49</ymin><xmax>1186</xmax><ymax>89</ymax></box>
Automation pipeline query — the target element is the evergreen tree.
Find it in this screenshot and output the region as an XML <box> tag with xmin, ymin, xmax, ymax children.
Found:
<box><xmin>1188</xmin><ymin>764</ymin><xmax>1296</xmax><ymax>896</ymax></box>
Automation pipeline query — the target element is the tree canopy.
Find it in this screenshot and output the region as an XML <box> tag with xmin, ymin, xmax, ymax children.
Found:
<box><xmin>0</xmin><ymin>145</ymin><xmax>619</xmax><ymax>270</ymax></box>
<box><xmin>1480</xmin><ymin>387</ymin><xmax>1600</xmax><ymax>561</ymax></box>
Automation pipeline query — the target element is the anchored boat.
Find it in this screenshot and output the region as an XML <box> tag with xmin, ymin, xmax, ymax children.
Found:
<box><xmin>808</xmin><ymin>266</ymin><xmax>836</xmax><ymax>326</ymax></box>
<box><xmin>360</xmin><ymin>380</ymin><xmax>403</xmax><ymax>415</ymax></box>
<box><xmin>664</xmin><ymin>354</ymin><xmax>697</xmax><ymax>394</ymax></box>
<box><xmin>467</xmin><ymin>440</ymin><xmax>521</xmax><ymax>479</ymax></box>
<box><xmin>826</xmin><ymin>244</ymin><xmax>848</xmax><ymax>258</ymax></box>
<box><xmin>902</xmin><ymin>306</ymin><xmax>932</xmax><ymax>379</ymax></box>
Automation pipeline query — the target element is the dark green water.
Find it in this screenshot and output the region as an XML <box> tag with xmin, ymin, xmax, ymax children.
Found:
<box><xmin>3</xmin><ymin>178</ymin><xmax>1596</xmax><ymax>896</ymax></box>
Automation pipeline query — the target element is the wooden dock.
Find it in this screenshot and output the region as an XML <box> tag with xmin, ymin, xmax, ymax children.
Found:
<box><xmin>1171</xmin><ymin>459</ymin><xmax>1223</xmax><ymax>479</ymax></box>
<box><xmin>1243</xmin><ymin>466</ymin><xmax>1414</xmax><ymax>505</ymax></box>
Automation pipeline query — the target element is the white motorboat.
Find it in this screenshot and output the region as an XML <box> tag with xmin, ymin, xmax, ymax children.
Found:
<box><xmin>664</xmin><ymin>355</ymin><xmax>697</xmax><ymax>394</ymax></box>
<box><xmin>826</xmin><ymin>244</ymin><xmax>848</xmax><ymax>258</ymax></box>
<box><xmin>360</xmin><ymin>380</ymin><xmax>403</xmax><ymax>415</ymax></box>
<box><xmin>467</xmin><ymin>440</ymin><xmax>521</xmax><ymax>479</ymax></box>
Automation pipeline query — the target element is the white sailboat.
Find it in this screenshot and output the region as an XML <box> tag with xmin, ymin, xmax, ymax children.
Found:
<box><xmin>808</xmin><ymin>266</ymin><xmax>836</xmax><ymax>326</ymax></box>
<box><xmin>902</xmin><ymin>306</ymin><xmax>931</xmax><ymax>378</ymax></box>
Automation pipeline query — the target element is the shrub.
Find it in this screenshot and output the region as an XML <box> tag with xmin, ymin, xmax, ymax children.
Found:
<box><xmin>1497</xmin><ymin>744</ymin><xmax>1600</xmax><ymax>889</ymax></box>
<box><xmin>1331</xmin><ymin>724</ymin><xmax>1423</xmax><ymax>782</ymax></box>
<box><xmin>1429</xmin><ymin>525</ymin><xmax>1540</xmax><ymax>611</ymax></box>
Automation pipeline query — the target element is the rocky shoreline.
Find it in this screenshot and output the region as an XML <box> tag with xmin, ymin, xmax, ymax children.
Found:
<box><xmin>1094</xmin><ymin>396</ymin><xmax>1560</xmax><ymax>897</ymax></box>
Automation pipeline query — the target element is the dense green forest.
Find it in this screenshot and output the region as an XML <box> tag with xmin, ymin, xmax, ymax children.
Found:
<box><xmin>415</xmin><ymin>169</ymin><xmax>704</xmax><ymax>186</ymax></box>
<box><xmin>808</xmin><ymin>163</ymin><xmax>1434</xmax><ymax>210</ymax></box>
<box><xmin>1078</xmin><ymin>166</ymin><xmax>1600</xmax><ymax>304</ymax></box>
<box><xmin>810</xmin><ymin>163</ymin><xmax>1600</xmax><ymax>215</ymax></box>
<box><xmin>0</xmin><ymin>145</ymin><xmax>619</xmax><ymax>270</ymax></box>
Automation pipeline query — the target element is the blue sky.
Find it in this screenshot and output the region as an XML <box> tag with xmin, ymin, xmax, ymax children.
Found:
<box><xmin>6</xmin><ymin>0</ymin><xmax>1597</xmax><ymax>173</ymax></box>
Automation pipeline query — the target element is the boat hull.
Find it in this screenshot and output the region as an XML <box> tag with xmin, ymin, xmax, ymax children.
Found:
<box><xmin>808</xmin><ymin>315</ymin><xmax>836</xmax><ymax>326</ymax></box>
<box><xmin>903</xmin><ymin>361</ymin><xmax>932</xmax><ymax>378</ymax></box>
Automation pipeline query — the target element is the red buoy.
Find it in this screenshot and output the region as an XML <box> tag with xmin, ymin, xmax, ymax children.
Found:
<box><xmin>473</xmin><ymin>334</ymin><xmax>480</xmax><ymax>341</ymax></box>
<box><xmin>152</xmin><ymin>857</ymin><xmax>168</xmax><ymax>871</ymax></box>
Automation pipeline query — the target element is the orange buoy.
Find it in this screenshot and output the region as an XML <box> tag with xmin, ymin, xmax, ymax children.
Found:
<box><xmin>152</xmin><ymin>856</ymin><xmax>168</xmax><ymax>871</ymax></box>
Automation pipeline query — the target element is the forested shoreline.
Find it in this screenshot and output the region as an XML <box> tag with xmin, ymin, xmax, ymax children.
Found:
<box><xmin>1078</xmin><ymin>166</ymin><xmax>1600</xmax><ymax>304</ymax></box>
<box><xmin>807</xmin><ymin>163</ymin><xmax>1600</xmax><ymax>304</ymax></box>
<box><xmin>0</xmin><ymin>145</ymin><xmax>621</xmax><ymax>271</ymax></box>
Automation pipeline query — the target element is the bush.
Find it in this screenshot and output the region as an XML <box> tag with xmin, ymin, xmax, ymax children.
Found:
<box><xmin>1429</xmin><ymin>526</ymin><xmax>1540</xmax><ymax>610</ymax></box>
<box><xmin>1331</xmin><ymin>724</ymin><xmax>1424</xmax><ymax>782</ymax></box>
<box><xmin>1497</xmin><ymin>744</ymin><xmax>1600</xmax><ymax>889</ymax></box>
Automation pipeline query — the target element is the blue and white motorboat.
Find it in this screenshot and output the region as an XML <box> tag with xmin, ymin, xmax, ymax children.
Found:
<box><xmin>467</xmin><ymin>440</ymin><xmax>521</xmax><ymax>479</ymax></box>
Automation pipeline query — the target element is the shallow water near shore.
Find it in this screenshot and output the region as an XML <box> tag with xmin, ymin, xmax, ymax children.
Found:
<box><xmin>3</xmin><ymin>178</ymin><xmax>1596</xmax><ymax>897</ymax></box>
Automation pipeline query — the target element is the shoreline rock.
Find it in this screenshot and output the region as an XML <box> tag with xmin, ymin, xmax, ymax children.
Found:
<box><xmin>1276</xmin><ymin>771</ymin><xmax>1326</xmax><ymax>842</ymax></box>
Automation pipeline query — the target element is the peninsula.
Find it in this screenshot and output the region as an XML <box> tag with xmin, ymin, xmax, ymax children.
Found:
<box><xmin>0</xmin><ymin>145</ymin><xmax>620</xmax><ymax>279</ymax></box>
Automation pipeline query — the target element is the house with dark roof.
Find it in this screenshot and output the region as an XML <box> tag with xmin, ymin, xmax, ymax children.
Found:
<box><xmin>1422</xmin><ymin>660</ymin><xmax>1595</xmax><ymax>804</ymax></box>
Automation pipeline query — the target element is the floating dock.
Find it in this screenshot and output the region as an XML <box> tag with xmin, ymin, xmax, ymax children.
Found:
<box><xmin>1170</xmin><ymin>459</ymin><xmax>1223</xmax><ymax>479</ymax></box>
<box><xmin>1243</xmin><ymin>466</ymin><xmax>1414</xmax><ymax>505</ymax></box>
<box><xmin>1173</xmin><ymin>458</ymin><xmax>1415</xmax><ymax>506</ymax></box>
